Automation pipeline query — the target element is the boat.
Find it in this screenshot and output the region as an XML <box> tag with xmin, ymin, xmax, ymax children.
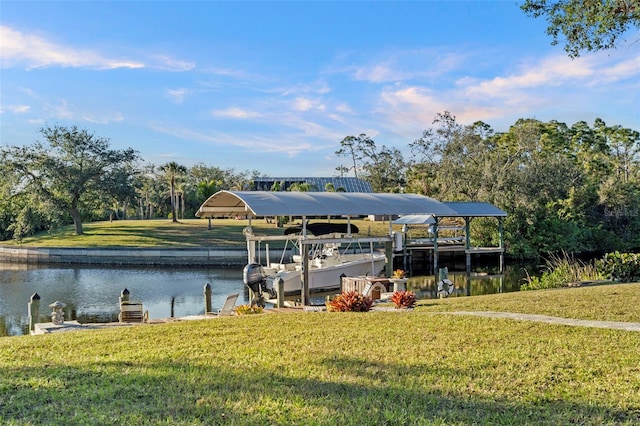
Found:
<box><xmin>243</xmin><ymin>222</ymin><xmax>387</xmax><ymax>299</ymax></box>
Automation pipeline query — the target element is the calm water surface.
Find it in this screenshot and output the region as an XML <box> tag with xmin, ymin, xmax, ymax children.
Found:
<box><xmin>0</xmin><ymin>264</ymin><xmax>249</xmax><ymax>337</ymax></box>
<box><xmin>0</xmin><ymin>261</ymin><xmax>529</xmax><ymax>337</ymax></box>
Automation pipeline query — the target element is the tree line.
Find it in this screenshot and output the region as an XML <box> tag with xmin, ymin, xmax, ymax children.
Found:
<box><xmin>1</xmin><ymin>115</ymin><xmax>639</xmax><ymax>260</ymax></box>
<box><xmin>336</xmin><ymin>112</ymin><xmax>639</xmax><ymax>259</ymax></box>
<box><xmin>0</xmin><ymin>125</ymin><xmax>259</xmax><ymax>240</ymax></box>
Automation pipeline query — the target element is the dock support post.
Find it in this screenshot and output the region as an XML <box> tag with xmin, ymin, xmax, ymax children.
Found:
<box><xmin>204</xmin><ymin>283</ymin><xmax>212</xmax><ymax>314</ymax></box>
<box><xmin>120</xmin><ymin>288</ymin><xmax>130</xmax><ymax>303</ymax></box>
<box><xmin>433</xmin><ymin>220</ymin><xmax>439</xmax><ymax>275</ymax></box>
<box><xmin>302</xmin><ymin>243</ymin><xmax>310</xmax><ymax>306</ymax></box>
<box><xmin>385</xmin><ymin>241</ymin><xmax>393</xmax><ymax>277</ymax></box>
<box><xmin>276</xmin><ymin>277</ymin><xmax>284</xmax><ymax>308</ymax></box>
<box><xmin>28</xmin><ymin>293</ymin><xmax>41</xmax><ymax>332</ymax></box>
<box><xmin>498</xmin><ymin>217</ymin><xmax>505</xmax><ymax>273</ymax></box>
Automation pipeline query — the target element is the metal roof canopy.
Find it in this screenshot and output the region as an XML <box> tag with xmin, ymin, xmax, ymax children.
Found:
<box><xmin>392</xmin><ymin>203</ymin><xmax>507</xmax><ymax>224</ymax></box>
<box><xmin>443</xmin><ymin>202</ymin><xmax>507</xmax><ymax>217</ymax></box>
<box><xmin>196</xmin><ymin>190</ymin><xmax>460</xmax><ymax>218</ymax></box>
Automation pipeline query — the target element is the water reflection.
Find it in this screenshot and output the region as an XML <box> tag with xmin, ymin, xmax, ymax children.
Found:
<box><xmin>408</xmin><ymin>270</ymin><xmax>523</xmax><ymax>299</ymax></box>
<box><xmin>1</xmin><ymin>262</ymin><xmax>530</xmax><ymax>337</ymax></box>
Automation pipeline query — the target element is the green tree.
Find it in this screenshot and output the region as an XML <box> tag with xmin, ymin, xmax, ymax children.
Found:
<box><xmin>335</xmin><ymin>134</ymin><xmax>376</xmax><ymax>178</ymax></box>
<box><xmin>0</xmin><ymin>125</ymin><xmax>138</xmax><ymax>236</ymax></box>
<box><xmin>159</xmin><ymin>162</ymin><xmax>187</xmax><ymax>222</ymax></box>
<box><xmin>521</xmin><ymin>0</ymin><xmax>639</xmax><ymax>58</ymax></box>
<box><xmin>361</xmin><ymin>145</ymin><xmax>406</xmax><ymax>193</ymax></box>
<box><xmin>288</xmin><ymin>182</ymin><xmax>317</xmax><ymax>192</ymax></box>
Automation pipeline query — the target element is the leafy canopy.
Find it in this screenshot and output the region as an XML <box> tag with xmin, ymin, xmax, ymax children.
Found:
<box><xmin>521</xmin><ymin>0</ymin><xmax>640</xmax><ymax>58</ymax></box>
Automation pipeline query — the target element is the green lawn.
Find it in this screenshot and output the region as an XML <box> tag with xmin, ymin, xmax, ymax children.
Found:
<box><xmin>2</xmin><ymin>218</ymin><xmax>399</xmax><ymax>248</ymax></box>
<box><xmin>1</xmin><ymin>284</ymin><xmax>639</xmax><ymax>425</ymax></box>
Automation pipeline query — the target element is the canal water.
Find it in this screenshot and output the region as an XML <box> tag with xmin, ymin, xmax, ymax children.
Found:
<box><xmin>0</xmin><ymin>260</ymin><xmax>531</xmax><ymax>337</ymax></box>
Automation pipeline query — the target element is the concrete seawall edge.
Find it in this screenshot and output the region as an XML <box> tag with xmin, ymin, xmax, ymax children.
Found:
<box><xmin>0</xmin><ymin>246</ymin><xmax>250</xmax><ymax>267</ymax></box>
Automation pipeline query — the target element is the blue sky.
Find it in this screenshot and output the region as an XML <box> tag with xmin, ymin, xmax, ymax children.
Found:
<box><xmin>2</xmin><ymin>1</ymin><xmax>639</xmax><ymax>177</ymax></box>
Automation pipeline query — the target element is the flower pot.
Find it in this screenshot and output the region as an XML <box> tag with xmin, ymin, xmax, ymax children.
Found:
<box><xmin>389</xmin><ymin>278</ymin><xmax>407</xmax><ymax>292</ymax></box>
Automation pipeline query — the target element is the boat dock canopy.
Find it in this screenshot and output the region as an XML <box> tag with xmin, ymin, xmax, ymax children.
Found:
<box><xmin>392</xmin><ymin>202</ymin><xmax>507</xmax><ymax>224</ymax></box>
<box><xmin>442</xmin><ymin>202</ymin><xmax>507</xmax><ymax>217</ymax></box>
<box><xmin>196</xmin><ymin>190</ymin><xmax>460</xmax><ymax>218</ymax></box>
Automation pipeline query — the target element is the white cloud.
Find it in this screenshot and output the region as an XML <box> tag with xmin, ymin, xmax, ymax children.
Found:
<box><xmin>166</xmin><ymin>88</ymin><xmax>190</xmax><ymax>104</ymax></box>
<box><xmin>83</xmin><ymin>112</ymin><xmax>124</xmax><ymax>124</ymax></box>
<box><xmin>150</xmin><ymin>122</ymin><xmax>315</xmax><ymax>157</ymax></box>
<box><xmin>375</xmin><ymin>49</ymin><xmax>639</xmax><ymax>134</ymax></box>
<box><xmin>345</xmin><ymin>49</ymin><xmax>465</xmax><ymax>83</ymax></box>
<box><xmin>150</xmin><ymin>54</ymin><xmax>195</xmax><ymax>72</ymax></box>
<box><xmin>0</xmin><ymin>25</ymin><xmax>145</xmax><ymax>70</ymax></box>
<box><xmin>45</xmin><ymin>99</ymin><xmax>74</xmax><ymax>119</ymax></box>
<box><xmin>462</xmin><ymin>53</ymin><xmax>639</xmax><ymax>99</ymax></box>
<box><xmin>279</xmin><ymin>80</ymin><xmax>332</xmax><ymax>96</ymax></box>
<box><xmin>211</xmin><ymin>107</ymin><xmax>263</xmax><ymax>119</ymax></box>
<box><xmin>1</xmin><ymin>104</ymin><xmax>30</xmax><ymax>114</ymax></box>
<box><xmin>292</xmin><ymin>97</ymin><xmax>325</xmax><ymax>112</ymax></box>
<box><xmin>592</xmin><ymin>55</ymin><xmax>640</xmax><ymax>84</ymax></box>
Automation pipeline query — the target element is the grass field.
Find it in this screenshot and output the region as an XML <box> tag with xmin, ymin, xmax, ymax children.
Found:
<box><xmin>1</xmin><ymin>284</ymin><xmax>639</xmax><ymax>425</ymax></box>
<box><xmin>2</xmin><ymin>218</ymin><xmax>401</xmax><ymax>248</ymax></box>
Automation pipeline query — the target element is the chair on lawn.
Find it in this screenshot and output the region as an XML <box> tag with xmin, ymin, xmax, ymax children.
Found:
<box><xmin>212</xmin><ymin>293</ymin><xmax>239</xmax><ymax>316</ymax></box>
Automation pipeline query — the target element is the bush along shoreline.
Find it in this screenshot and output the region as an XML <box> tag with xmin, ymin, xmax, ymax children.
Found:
<box><xmin>521</xmin><ymin>251</ymin><xmax>639</xmax><ymax>290</ymax></box>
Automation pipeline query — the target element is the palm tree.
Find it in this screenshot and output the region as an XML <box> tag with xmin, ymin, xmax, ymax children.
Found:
<box><xmin>288</xmin><ymin>182</ymin><xmax>317</xmax><ymax>192</ymax></box>
<box><xmin>159</xmin><ymin>162</ymin><xmax>187</xmax><ymax>222</ymax></box>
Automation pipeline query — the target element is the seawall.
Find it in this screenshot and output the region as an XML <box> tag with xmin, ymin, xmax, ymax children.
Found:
<box><xmin>0</xmin><ymin>246</ymin><xmax>250</xmax><ymax>267</ymax></box>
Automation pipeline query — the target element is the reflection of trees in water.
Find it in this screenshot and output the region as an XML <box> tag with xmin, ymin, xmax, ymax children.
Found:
<box><xmin>407</xmin><ymin>263</ymin><xmax>539</xmax><ymax>299</ymax></box>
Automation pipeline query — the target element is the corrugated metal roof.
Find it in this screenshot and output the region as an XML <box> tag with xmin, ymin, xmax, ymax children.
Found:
<box><xmin>443</xmin><ymin>202</ymin><xmax>507</xmax><ymax>217</ymax></box>
<box><xmin>196</xmin><ymin>190</ymin><xmax>459</xmax><ymax>218</ymax></box>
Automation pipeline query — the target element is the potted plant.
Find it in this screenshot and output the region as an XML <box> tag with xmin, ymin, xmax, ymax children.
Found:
<box><xmin>389</xmin><ymin>269</ymin><xmax>408</xmax><ymax>292</ymax></box>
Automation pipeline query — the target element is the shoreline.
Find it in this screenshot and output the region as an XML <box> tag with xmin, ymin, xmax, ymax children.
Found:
<box><xmin>0</xmin><ymin>245</ymin><xmax>250</xmax><ymax>267</ymax></box>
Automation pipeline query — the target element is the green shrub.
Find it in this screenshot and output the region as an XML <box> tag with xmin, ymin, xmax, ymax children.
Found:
<box><xmin>521</xmin><ymin>251</ymin><xmax>605</xmax><ymax>291</ymax></box>
<box><xmin>597</xmin><ymin>252</ymin><xmax>640</xmax><ymax>282</ymax></box>
<box><xmin>327</xmin><ymin>291</ymin><xmax>373</xmax><ymax>312</ymax></box>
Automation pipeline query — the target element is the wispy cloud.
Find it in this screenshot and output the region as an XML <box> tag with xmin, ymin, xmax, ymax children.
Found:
<box><xmin>0</xmin><ymin>104</ymin><xmax>30</xmax><ymax>114</ymax></box>
<box><xmin>211</xmin><ymin>107</ymin><xmax>263</xmax><ymax>119</ymax></box>
<box><xmin>149</xmin><ymin>54</ymin><xmax>195</xmax><ymax>72</ymax></box>
<box><xmin>462</xmin><ymin>53</ymin><xmax>639</xmax><ymax>99</ymax></box>
<box><xmin>0</xmin><ymin>25</ymin><xmax>145</xmax><ymax>70</ymax></box>
<box><xmin>340</xmin><ymin>48</ymin><xmax>465</xmax><ymax>83</ymax></box>
<box><xmin>149</xmin><ymin>122</ymin><xmax>316</xmax><ymax>157</ymax></box>
<box><xmin>376</xmin><ymin>49</ymin><xmax>640</xmax><ymax>131</ymax></box>
<box><xmin>82</xmin><ymin>112</ymin><xmax>124</xmax><ymax>124</ymax></box>
<box><xmin>165</xmin><ymin>88</ymin><xmax>190</xmax><ymax>104</ymax></box>
<box><xmin>292</xmin><ymin>97</ymin><xmax>326</xmax><ymax>112</ymax></box>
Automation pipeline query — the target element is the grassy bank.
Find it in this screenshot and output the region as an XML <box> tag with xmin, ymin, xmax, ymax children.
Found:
<box><xmin>1</xmin><ymin>284</ymin><xmax>639</xmax><ymax>425</ymax></box>
<box><xmin>1</xmin><ymin>218</ymin><xmax>398</xmax><ymax>248</ymax></box>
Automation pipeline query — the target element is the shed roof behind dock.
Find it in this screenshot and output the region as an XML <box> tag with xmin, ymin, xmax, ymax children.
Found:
<box><xmin>196</xmin><ymin>190</ymin><xmax>459</xmax><ymax>218</ymax></box>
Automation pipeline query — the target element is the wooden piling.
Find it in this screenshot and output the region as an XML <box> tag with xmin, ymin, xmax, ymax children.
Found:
<box><xmin>204</xmin><ymin>283</ymin><xmax>212</xmax><ymax>313</ymax></box>
<box><xmin>28</xmin><ymin>293</ymin><xmax>41</xmax><ymax>332</ymax></box>
<box><xmin>276</xmin><ymin>277</ymin><xmax>284</xmax><ymax>308</ymax></box>
<box><xmin>120</xmin><ymin>288</ymin><xmax>130</xmax><ymax>303</ymax></box>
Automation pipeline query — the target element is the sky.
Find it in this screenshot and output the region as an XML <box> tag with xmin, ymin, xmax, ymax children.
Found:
<box><xmin>1</xmin><ymin>1</ymin><xmax>639</xmax><ymax>177</ymax></box>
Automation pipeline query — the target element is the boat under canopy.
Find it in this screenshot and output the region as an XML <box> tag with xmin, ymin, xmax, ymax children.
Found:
<box><xmin>195</xmin><ymin>191</ymin><xmax>507</xmax><ymax>305</ymax></box>
<box><xmin>283</xmin><ymin>223</ymin><xmax>360</xmax><ymax>236</ymax></box>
